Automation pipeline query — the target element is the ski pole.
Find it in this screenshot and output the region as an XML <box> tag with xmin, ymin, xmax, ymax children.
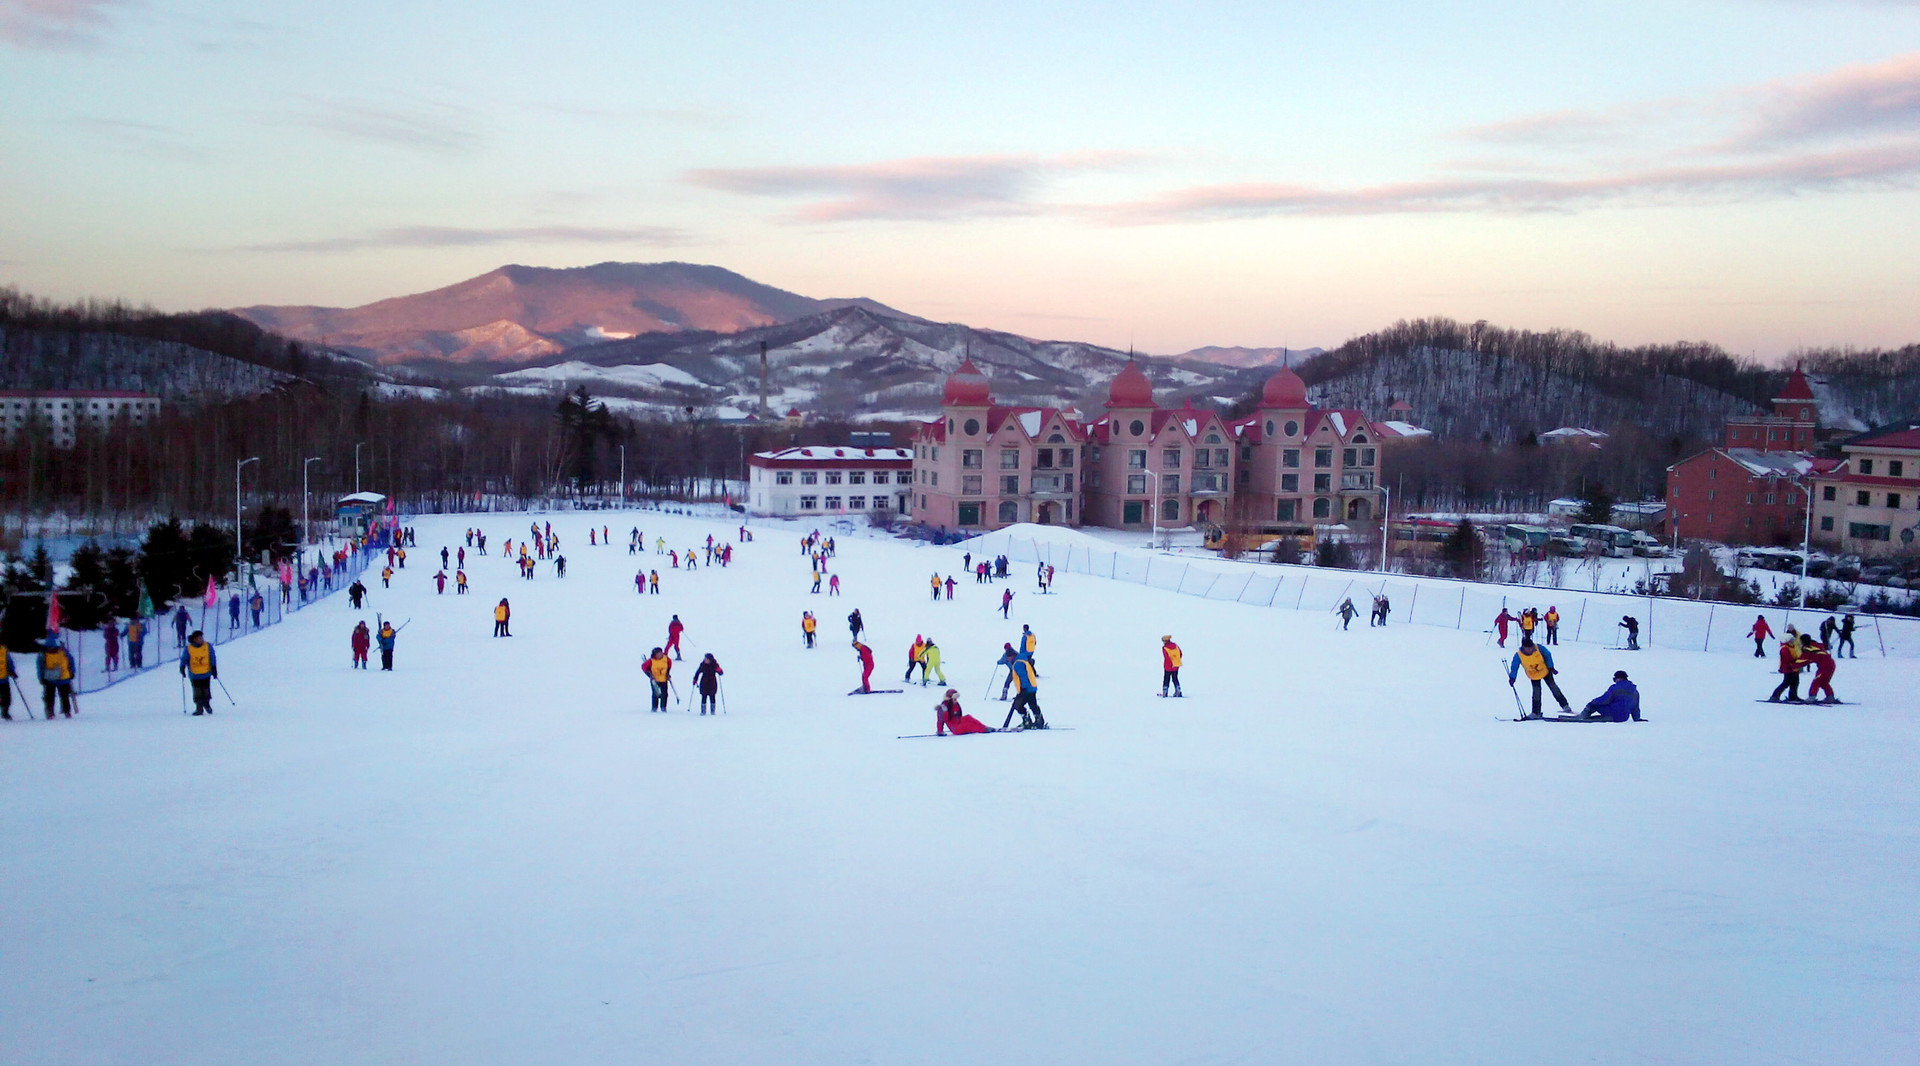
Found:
<box><xmin>216</xmin><ymin>678</ymin><xmax>237</xmax><ymax>706</ymax></box>
<box><xmin>719</xmin><ymin>678</ymin><xmax>728</xmax><ymax>715</ymax></box>
<box><xmin>12</xmin><ymin>676</ymin><xmax>36</xmax><ymax>720</ymax></box>
<box><xmin>670</xmin><ymin>679</ymin><xmax>682</xmax><ymax>707</ymax></box>
<box><xmin>179</xmin><ymin>672</ymin><xmax>188</xmax><ymax>715</ymax></box>
<box><xmin>1502</xmin><ymin>660</ymin><xmax>1525</xmax><ymax>717</ymax></box>
<box><xmin>982</xmin><ymin>665</ymin><xmax>1000</xmax><ymax>702</ymax></box>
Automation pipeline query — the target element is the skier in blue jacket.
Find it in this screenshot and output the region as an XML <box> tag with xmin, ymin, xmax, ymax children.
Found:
<box><xmin>1578</xmin><ymin>671</ymin><xmax>1642</xmax><ymax>721</ymax></box>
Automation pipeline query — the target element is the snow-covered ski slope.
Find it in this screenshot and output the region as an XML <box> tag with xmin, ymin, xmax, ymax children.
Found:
<box><xmin>3</xmin><ymin>509</ymin><xmax>1914</xmax><ymax>1065</ymax></box>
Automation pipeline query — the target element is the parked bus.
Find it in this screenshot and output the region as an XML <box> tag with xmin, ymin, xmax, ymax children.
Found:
<box><xmin>1503</xmin><ymin>524</ymin><xmax>1552</xmax><ymax>552</ymax></box>
<box><xmin>1567</xmin><ymin>523</ymin><xmax>1635</xmax><ymax>558</ymax></box>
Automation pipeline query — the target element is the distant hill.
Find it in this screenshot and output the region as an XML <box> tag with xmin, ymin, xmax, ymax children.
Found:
<box><xmin>235</xmin><ymin>262</ymin><xmax>915</xmax><ymax>365</ymax></box>
<box><xmin>1174</xmin><ymin>345</ymin><xmax>1321</xmax><ymax>368</ymax></box>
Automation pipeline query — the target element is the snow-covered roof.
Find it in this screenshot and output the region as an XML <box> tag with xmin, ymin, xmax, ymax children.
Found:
<box><xmin>339</xmin><ymin>492</ymin><xmax>387</xmax><ymax>504</ymax></box>
<box><xmin>1373</xmin><ymin>420</ymin><xmax>1431</xmax><ymax>439</ymax></box>
<box><xmin>752</xmin><ymin>446</ymin><xmax>912</xmax><ymax>464</ymax></box>
<box><xmin>1723</xmin><ymin>448</ymin><xmax>1832</xmax><ymax>477</ymax></box>
<box><xmin>1017</xmin><ymin>410</ymin><xmax>1043</xmax><ymax>436</ymax></box>
<box><xmin>1541</xmin><ymin>427</ymin><xmax>1609</xmax><ymax>442</ymax></box>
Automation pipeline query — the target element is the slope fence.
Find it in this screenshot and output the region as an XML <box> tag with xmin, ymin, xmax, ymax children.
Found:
<box><xmin>968</xmin><ymin>533</ymin><xmax>1920</xmax><ymax>659</ymax></box>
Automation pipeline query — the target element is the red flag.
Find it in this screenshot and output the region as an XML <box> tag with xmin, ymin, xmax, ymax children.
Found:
<box><xmin>46</xmin><ymin>590</ymin><xmax>62</xmax><ymax>634</ymax></box>
<box><xmin>204</xmin><ymin>575</ymin><xmax>219</xmax><ymax>607</ymax></box>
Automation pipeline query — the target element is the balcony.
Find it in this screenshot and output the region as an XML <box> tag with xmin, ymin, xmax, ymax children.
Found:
<box><xmin>1341</xmin><ymin>473</ymin><xmax>1376</xmax><ymax>491</ymax></box>
<box><xmin>1191</xmin><ymin>473</ymin><xmax>1229</xmax><ymax>494</ymax></box>
<box><xmin>1031</xmin><ymin>473</ymin><xmax>1074</xmax><ymax>495</ymax></box>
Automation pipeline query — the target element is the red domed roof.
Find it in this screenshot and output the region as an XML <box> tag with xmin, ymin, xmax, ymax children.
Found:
<box><xmin>1261</xmin><ymin>366</ymin><xmax>1307</xmax><ymax>408</ymax></box>
<box><xmin>1107</xmin><ymin>360</ymin><xmax>1154</xmax><ymax>408</ymax></box>
<box><xmin>943</xmin><ymin>359</ymin><xmax>991</xmax><ymax>406</ymax></box>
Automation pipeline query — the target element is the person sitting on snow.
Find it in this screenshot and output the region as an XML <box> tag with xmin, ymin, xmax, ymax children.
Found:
<box><xmin>1577</xmin><ymin>670</ymin><xmax>1642</xmax><ymax>721</ymax></box>
<box><xmin>936</xmin><ymin>689</ymin><xmax>990</xmax><ymax>735</ymax></box>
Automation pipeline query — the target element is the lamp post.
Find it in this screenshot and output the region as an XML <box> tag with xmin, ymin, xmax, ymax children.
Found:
<box><xmin>618</xmin><ymin>444</ymin><xmax>627</xmax><ymax>507</ymax></box>
<box><xmin>303</xmin><ymin>456</ymin><xmax>323</xmax><ymax>549</ymax></box>
<box><xmin>236</xmin><ymin>456</ymin><xmax>260</xmax><ymax>572</ymax></box>
<box><xmin>354</xmin><ymin>441</ymin><xmax>365</xmax><ymax>494</ymax></box>
<box><xmin>1797</xmin><ymin>475</ymin><xmax>1814</xmax><ymax>609</ymax></box>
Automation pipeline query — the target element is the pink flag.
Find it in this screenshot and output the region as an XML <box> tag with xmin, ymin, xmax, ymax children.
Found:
<box><xmin>204</xmin><ymin>575</ymin><xmax>219</xmax><ymax>607</ymax></box>
<box><xmin>46</xmin><ymin>590</ymin><xmax>62</xmax><ymax>634</ymax></box>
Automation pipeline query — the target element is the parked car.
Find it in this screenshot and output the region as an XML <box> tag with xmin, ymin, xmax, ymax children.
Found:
<box><xmin>1630</xmin><ymin>532</ymin><xmax>1672</xmax><ymax>557</ymax></box>
<box><xmin>1805</xmin><ymin>559</ymin><xmax>1833</xmax><ymax>578</ymax></box>
<box><xmin>1833</xmin><ymin>563</ymin><xmax>1862</xmax><ymax>581</ymax></box>
<box><xmin>1861</xmin><ymin>564</ymin><xmax>1899</xmax><ymax>585</ymax></box>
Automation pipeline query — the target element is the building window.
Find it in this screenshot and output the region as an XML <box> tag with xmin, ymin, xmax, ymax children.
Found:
<box><xmin>1194</xmin><ymin>450</ymin><xmax>1212</xmax><ymax>470</ymax></box>
<box><xmin>872</xmin><ymin>472</ymin><xmax>890</xmax><ymax>485</ymax></box>
<box><xmin>800</xmin><ymin>496</ymin><xmax>818</xmax><ymax>510</ymax></box>
<box><xmin>1820</xmin><ymin>516</ymin><xmax>1834</xmax><ymax>531</ymax></box>
<box><xmin>1127</xmin><ymin>449</ymin><xmax>1146</xmax><ymax>469</ymax></box>
<box><xmin>1127</xmin><ymin>474</ymin><xmax>1148</xmax><ymax>495</ymax></box>
<box><xmin>1314</xmin><ymin>449</ymin><xmax>1332</xmax><ymax>468</ymax></box>
<box><xmin>963</xmin><ymin>475</ymin><xmax>982</xmax><ymax>494</ymax></box>
<box><xmin>1237</xmin><ymin>469</ymin><xmax>1250</xmax><ymax>485</ymax></box>
<box><xmin>1162</xmin><ymin>474</ymin><xmax>1180</xmax><ymax>494</ymax></box>
<box><xmin>1709</xmin><ymin>468</ymin><xmax>1717</xmax><ymax>480</ymax></box>
<box><xmin>1746</xmin><ymin>493</ymin><xmax>1754</xmax><ymax>504</ymax></box>
<box><xmin>1058</xmin><ymin>449</ymin><xmax>1074</xmax><ymax>468</ymax></box>
<box><xmin>1849</xmin><ymin>522</ymin><xmax>1891</xmax><ymax>541</ymax></box>
<box><xmin>801</xmin><ymin>472</ymin><xmax>818</xmax><ymax>485</ymax></box>
<box><xmin>1215</xmin><ymin>448</ymin><xmax>1229</xmax><ymax>468</ymax></box>
<box><xmin>1281</xmin><ymin>473</ymin><xmax>1298</xmax><ymax>493</ymax></box>
<box><xmin>1312</xmin><ymin>498</ymin><xmax>1331</xmax><ymax>518</ymax></box>
<box><xmin>1035</xmin><ymin>449</ymin><xmax>1054</xmax><ymax>469</ymax></box>
<box><xmin>775</xmin><ymin>472</ymin><xmax>793</xmax><ymax>485</ymax></box>
<box><xmin>1362</xmin><ymin>448</ymin><xmax>1375</xmax><ymax>466</ymax></box>
<box><xmin>1708</xmin><ymin>491</ymin><xmax>1716</xmax><ymax>501</ymax></box>
<box><xmin>847</xmin><ymin>496</ymin><xmax>865</xmax><ymax>509</ymax></box>
<box><xmin>874</xmin><ymin>497</ymin><xmax>890</xmax><ymax>511</ymax></box>
<box><xmin>1162</xmin><ymin>449</ymin><xmax>1182</xmax><ymax>469</ymax></box>
<box><xmin>962</xmin><ymin>449</ymin><xmax>983</xmax><ymax>469</ymax></box>
<box><xmin>1343</xmin><ymin>447</ymin><xmax>1357</xmax><ymax>467</ymax></box>
<box><xmin>1000</xmin><ymin>449</ymin><xmax>1020</xmax><ymax>469</ymax></box>
<box><xmin>848</xmin><ymin>471</ymin><xmax>866</xmax><ymax>485</ymax></box>
<box><xmin>998</xmin><ymin>501</ymin><xmax>1019</xmax><ymax>524</ymax></box>
<box><xmin>1277</xmin><ymin>499</ymin><xmax>1296</xmax><ymax>521</ymax></box>
<box><xmin>930</xmin><ymin>473</ymin><xmax>938</xmax><ymax>487</ymax></box>
<box><xmin>1859</xmin><ymin>459</ymin><xmax>1875</xmax><ymax>475</ymax></box>
<box><xmin>1161</xmin><ymin>498</ymin><xmax>1180</xmax><ymax>522</ymax></box>
<box><xmin>1890</xmin><ymin>460</ymin><xmax>1905</xmax><ymax>478</ymax></box>
<box><xmin>1765</xmin><ymin>493</ymin><xmax>1774</xmax><ymax>504</ymax></box>
<box><xmin>920</xmin><ymin>494</ymin><xmax>927</xmax><ymax>509</ymax></box>
<box><xmin>1315</xmin><ymin>473</ymin><xmax>1331</xmax><ymax>492</ymax></box>
<box><xmin>1129</xmin><ymin>419</ymin><xmax>1145</xmax><ymax>436</ymax></box>
<box><xmin>1002</xmin><ymin>475</ymin><xmax>1019</xmax><ymax>494</ymax></box>
<box><xmin>1124</xmin><ymin>501</ymin><xmax>1144</xmax><ymax>524</ymax></box>
<box><xmin>930</xmin><ymin>447</ymin><xmax>938</xmax><ymax>461</ymax></box>
<box><xmin>963</xmin><ymin>418</ymin><xmax>980</xmax><ymax>435</ymax></box>
<box><xmin>824</xmin><ymin>496</ymin><xmax>842</xmax><ymax>509</ymax></box>
<box><xmin>1240</xmin><ymin>445</ymin><xmax>1253</xmax><ymax>461</ymax></box>
<box><xmin>1283</xmin><ymin>449</ymin><xmax>1299</xmax><ymax>468</ymax></box>
<box><xmin>1857</xmin><ymin>490</ymin><xmax>1871</xmax><ymax>506</ymax></box>
<box><xmin>825</xmin><ymin>472</ymin><xmax>843</xmax><ymax>485</ymax></box>
<box><xmin>958</xmin><ymin>502</ymin><xmax>981</xmax><ymax>525</ymax></box>
<box><xmin>1891</xmin><ymin>493</ymin><xmax>1904</xmax><ymax>509</ymax></box>
<box><xmin>1265</xmin><ymin>420</ymin><xmax>1275</xmax><ymax>436</ymax></box>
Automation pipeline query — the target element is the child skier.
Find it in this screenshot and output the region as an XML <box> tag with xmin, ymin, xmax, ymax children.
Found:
<box><xmin>802</xmin><ymin>611</ymin><xmax>817</xmax><ymax>648</ymax></box>
<box><xmin>1160</xmin><ymin>635</ymin><xmax>1183</xmax><ymax>697</ymax></box>
<box><xmin>376</xmin><ymin>621</ymin><xmax>397</xmax><ymax>671</ymax></box>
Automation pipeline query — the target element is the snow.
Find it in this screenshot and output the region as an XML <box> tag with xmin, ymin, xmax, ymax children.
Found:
<box><xmin>3</xmin><ymin>509</ymin><xmax>1916</xmax><ymax>1064</ymax></box>
<box><xmin>1017</xmin><ymin>410</ymin><xmax>1043</xmax><ymax>436</ymax></box>
<box><xmin>495</xmin><ymin>360</ymin><xmax>705</xmax><ymax>391</ymax></box>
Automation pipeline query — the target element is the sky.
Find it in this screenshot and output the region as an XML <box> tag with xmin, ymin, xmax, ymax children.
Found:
<box><xmin>3</xmin><ymin>0</ymin><xmax>1918</xmax><ymax>357</ymax></box>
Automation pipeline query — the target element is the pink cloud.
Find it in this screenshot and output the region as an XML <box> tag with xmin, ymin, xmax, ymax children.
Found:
<box><xmin>0</xmin><ymin>0</ymin><xmax>124</xmax><ymax>49</ymax></box>
<box><xmin>685</xmin><ymin>152</ymin><xmax>1141</xmax><ymax>222</ymax></box>
<box><xmin>1734</xmin><ymin>50</ymin><xmax>1920</xmax><ymax>147</ymax></box>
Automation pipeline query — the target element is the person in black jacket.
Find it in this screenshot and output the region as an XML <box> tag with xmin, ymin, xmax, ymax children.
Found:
<box><xmin>692</xmin><ymin>654</ymin><xmax>724</xmax><ymax>716</ymax></box>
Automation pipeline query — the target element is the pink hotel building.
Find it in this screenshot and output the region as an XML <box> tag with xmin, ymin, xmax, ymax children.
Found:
<box><xmin>909</xmin><ymin>359</ymin><xmax>1384</xmax><ymax>535</ymax></box>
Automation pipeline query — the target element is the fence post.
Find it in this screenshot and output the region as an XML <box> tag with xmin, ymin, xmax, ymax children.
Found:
<box><xmin>1294</xmin><ymin>578</ymin><xmax>1307</xmax><ymax>609</ymax></box>
<box><xmin>1574</xmin><ymin>600</ymin><xmax>1588</xmax><ymax>643</ymax></box>
<box><xmin>1702</xmin><ymin>605</ymin><xmax>1714</xmax><ymax>652</ymax></box>
<box><xmin>1407</xmin><ymin>584</ymin><xmax>1418</xmax><ymax>623</ymax></box>
<box><xmin>1267</xmin><ymin>577</ymin><xmax>1282</xmax><ymax>607</ymax></box>
<box><xmin>1875</xmin><ymin>615</ymin><xmax>1887</xmax><ymax>657</ymax></box>
<box><xmin>1455</xmin><ymin>587</ymin><xmax>1465</xmax><ymax>629</ymax></box>
<box><xmin>1200</xmin><ymin>573</ymin><xmax>1220</xmax><ymax>599</ymax></box>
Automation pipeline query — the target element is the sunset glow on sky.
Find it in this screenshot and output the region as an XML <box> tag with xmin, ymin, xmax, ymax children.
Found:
<box><xmin>4</xmin><ymin>0</ymin><xmax>1918</xmax><ymax>356</ymax></box>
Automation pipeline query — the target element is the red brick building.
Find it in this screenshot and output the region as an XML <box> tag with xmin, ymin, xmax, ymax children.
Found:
<box><xmin>1666</xmin><ymin>370</ymin><xmax>1841</xmax><ymax>546</ymax></box>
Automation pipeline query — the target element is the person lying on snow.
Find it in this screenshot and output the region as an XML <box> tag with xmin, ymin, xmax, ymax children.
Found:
<box><xmin>935</xmin><ymin>690</ymin><xmax>991</xmax><ymax>735</ymax></box>
<box><xmin>1577</xmin><ymin>670</ymin><xmax>1642</xmax><ymax>721</ymax></box>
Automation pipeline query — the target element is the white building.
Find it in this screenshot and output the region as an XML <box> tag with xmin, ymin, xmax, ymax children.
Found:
<box><xmin>747</xmin><ymin>446</ymin><xmax>913</xmax><ymax>518</ymax></box>
<box><xmin>0</xmin><ymin>390</ymin><xmax>161</xmax><ymax>448</ymax></box>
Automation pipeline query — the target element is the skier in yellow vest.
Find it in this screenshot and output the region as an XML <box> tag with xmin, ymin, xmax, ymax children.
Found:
<box><xmin>179</xmin><ymin>630</ymin><xmax>218</xmax><ymax>716</ymax></box>
<box><xmin>1543</xmin><ymin>606</ymin><xmax>1561</xmax><ymax>645</ymax></box>
<box><xmin>38</xmin><ymin>635</ymin><xmax>76</xmax><ymax>718</ymax></box>
<box><xmin>0</xmin><ymin>639</ymin><xmax>16</xmax><ymax>719</ymax></box>
<box><xmin>1160</xmin><ymin>635</ymin><xmax>1184</xmax><ymax>697</ymax></box>
<box><xmin>801</xmin><ymin>611</ymin><xmax>817</xmax><ymax>649</ymax></box>
<box><xmin>644</xmin><ymin>647</ymin><xmax>673</xmax><ymax>711</ymax></box>
<box><xmin>1506</xmin><ymin>634</ymin><xmax>1572</xmax><ymax>719</ymax></box>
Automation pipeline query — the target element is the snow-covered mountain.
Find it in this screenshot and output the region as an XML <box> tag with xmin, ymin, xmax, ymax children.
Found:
<box><xmin>235</xmin><ymin>262</ymin><xmax>913</xmax><ymax>366</ymax></box>
<box><xmin>505</xmin><ymin>306</ymin><xmax>1269</xmax><ymax>418</ymax></box>
<box><xmin>1174</xmin><ymin>345</ymin><xmax>1322</xmax><ymax>368</ymax></box>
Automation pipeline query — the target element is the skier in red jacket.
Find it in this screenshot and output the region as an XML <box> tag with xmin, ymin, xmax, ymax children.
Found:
<box><xmin>666</xmin><ymin>615</ymin><xmax>685</xmax><ymax>660</ymax></box>
<box><xmin>350</xmin><ymin>621</ymin><xmax>371</xmax><ymax>670</ymax></box>
<box><xmin>936</xmin><ymin>690</ymin><xmax>989</xmax><ymax>735</ymax></box>
<box><xmin>1494</xmin><ymin>608</ymin><xmax>1516</xmax><ymax>647</ymax></box>
<box><xmin>1748</xmin><ymin>614</ymin><xmax>1774</xmax><ymax>657</ymax></box>
<box><xmin>853</xmin><ymin>640</ymin><xmax>875</xmax><ymax>693</ymax></box>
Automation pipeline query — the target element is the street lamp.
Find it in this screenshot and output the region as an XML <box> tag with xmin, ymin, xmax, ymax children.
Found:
<box><xmin>355</xmin><ymin>441</ymin><xmax>365</xmax><ymax>493</ymax></box>
<box><xmin>1796</xmin><ymin>475</ymin><xmax>1814</xmax><ymax>609</ymax></box>
<box><xmin>236</xmin><ymin>456</ymin><xmax>260</xmax><ymax>572</ymax></box>
<box><xmin>618</xmin><ymin>444</ymin><xmax>627</xmax><ymax>506</ymax></box>
<box><xmin>303</xmin><ymin>456</ymin><xmax>324</xmax><ymax>549</ymax></box>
